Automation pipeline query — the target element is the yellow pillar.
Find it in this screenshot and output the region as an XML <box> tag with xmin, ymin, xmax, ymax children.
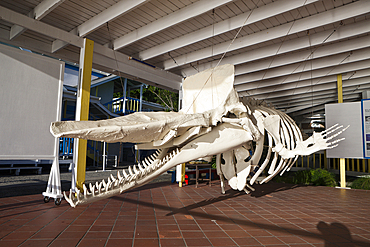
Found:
<box><xmin>324</xmin><ymin>151</ymin><xmax>327</xmax><ymax>169</ymax></box>
<box><xmin>307</xmin><ymin>155</ymin><xmax>309</xmax><ymax>168</ymax></box>
<box><xmin>179</xmin><ymin>163</ymin><xmax>185</xmax><ymax>187</ymax></box>
<box><xmin>351</xmin><ymin>159</ymin><xmax>355</xmax><ymax>171</ymax></box>
<box><xmin>75</xmin><ymin>38</ymin><xmax>94</xmax><ymax>192</ymax></box>
<box><xmin>337</xmin><ymin>74</ymin><xmax>347</xmax><ymax>188</ymax></box>
<box><xmin>363</xmin><ymin>159</ymin><xmax>366</xmax><ymax>173</ymax></box>
<box><xmin>357</xmin><ymin>159</ymin><xmax>360</xmax><ymax>172</ymax></box>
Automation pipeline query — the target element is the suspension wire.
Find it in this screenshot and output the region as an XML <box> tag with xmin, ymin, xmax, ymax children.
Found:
<box><xmin>180</xmin><ymin>0</ymin><xmax>261</xmax><ymax>116</ymax></box>
<box><xmin>258</xmin><ymin>0</ymin><xmax>308</xmax><ymax>86</ymax></box>
<box><xmin>309</xmin><ymin>30</ymin><xmax>314</xmax><ymax>119</ymax></box>
<box><xmin>106</xmin><ymin>22</ymin><xmax>126</xmax><ymax>101</ymax></box>
<box><xmin>259</xmin><ymin>20</ymin><xmax>345</xmax><ymax>102</ymax></box>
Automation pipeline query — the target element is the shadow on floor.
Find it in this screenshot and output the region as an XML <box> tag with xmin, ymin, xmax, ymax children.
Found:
<box><xmin>249</xmin><ymin>181</ymin><xmax>304</xmax><ymax>198</ymax></box>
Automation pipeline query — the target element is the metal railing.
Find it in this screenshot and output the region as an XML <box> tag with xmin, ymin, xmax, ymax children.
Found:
<box><xmin>293</xmin><ymin>152</ymin><xmax>370</xmax><ymax>173</ymax></box>
<box><xmin>59</xmin><ymin>137</ymin><xmax>73</xmax><ymax>157</ymax></box>
<box><xmin>103</xmin><ymin>96</ymin><xmax>140</xmax><ymax>114</ymax></box>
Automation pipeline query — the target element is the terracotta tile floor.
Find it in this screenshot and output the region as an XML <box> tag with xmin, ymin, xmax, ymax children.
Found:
<box><xmin>0</xmin><ymin>181</ymin><xmax>370</xmax><ymax>247</ymax></box>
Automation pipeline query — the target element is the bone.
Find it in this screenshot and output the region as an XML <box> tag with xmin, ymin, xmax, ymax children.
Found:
<box><xmin>92</xmin><ymin>185</ymin><xmax>96</xmax><ymax>196</ymax></box>
<box><xmin>133</xmin><ymin>165</ymin><xmax>140</xmax><ymax>175</ymax></box>
<box><xmin>250</xmin><ymin>134</ymin><xmax>272</xmax><ymax>185</ymax></box>
<box><xmin>117</xmin><ymin>171</ymin><xmax>122</xmax><ymax>181</ymax></box>
<box><xmin>138</xmin><ymin>163</ymin><xmax>145</xmax><ymax>172</ymax></box>
<box><xmin>326</xmin><ymin>126</ymin><xmax>349</xmax><ymax>141</ymax></box>
<box><xmin>128</xmin><ymin>166</ymin><xmax>134</xmax><ymax>176</ymax></box>
<box><xmin>323</xmin><ymin>124</ymin><xmax>343</xmax><ymax>138</ymax></box>
<box><xmin>110</xmin><ymin>174</ymin><xmax>116</xmax><ymax>182</ymax></box>
<box><xmin>122</xmin><ymin>169</ymin><xmax>129</xmax><ymax>178</ymax></box>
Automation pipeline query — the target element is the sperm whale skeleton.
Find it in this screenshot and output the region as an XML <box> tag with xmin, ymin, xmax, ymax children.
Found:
<box><xmin>51</xmin><ymin>64</ymin><xmax>347</xmax><ymax>207</ymax></box>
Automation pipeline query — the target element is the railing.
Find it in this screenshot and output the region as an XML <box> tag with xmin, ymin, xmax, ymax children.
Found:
<box><xmin>103</xmin><ymin>97</ymin><xmax>140</xmax><ymax>114</ymax></box>
<box><xmin>59</xmin><ymin>137</ymin><xmax>73</xmax><ymax>157</ymax></box>
<box><xmin>293</xmin><ymin>152</ymin><xmax>370</xmax><ymax>173</ymax></box>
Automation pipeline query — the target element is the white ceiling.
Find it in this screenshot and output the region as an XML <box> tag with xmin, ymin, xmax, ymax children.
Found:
<box><xmin>0</xmin><ymin>0</ymin><xmax>369</xmax><ymax>120</ymax></box>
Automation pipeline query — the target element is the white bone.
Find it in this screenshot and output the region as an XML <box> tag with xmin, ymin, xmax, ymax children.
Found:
<box><xmin>128</xmin><ymin>166</ymin><xmax>134</xmax><ymax>176</ymax></box>
<box><xmin>49</xmin><ymin>64</ymin><xmax>347</xmax><ymax>208</ymax></box>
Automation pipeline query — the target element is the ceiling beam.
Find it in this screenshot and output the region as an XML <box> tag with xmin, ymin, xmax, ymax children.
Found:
<box><xmin>240</xmin><ymin>74</ymin><xmax>370</xmax><ymax>99</ymax></box>
<box><xmin>51</xmin><ymin>0</ymin><xmax>147</xmax><ymax>53</ymax></box>
<box><xmin>113</xmin><ymin>0</ymin><xmax>234</xmax><ymax>50</ymax></box>
<box><xmin>0</xmin><ymin>5</ymin><xmax>83</xmax><ymax>47</ymax></box>
<box><xmin>0</xmin><ymin>6</ymin><xmax>182</xmax><ymax>90</ymax></box>
<box><xmin>235</xmin><ymin>58</ymin><xmax>370</xmax><ymax>92</ymax></box>
<box><xmin>235</xmin><ymin>35</ymin><xmax>370</xmax><ymax>76</ymax></box>
<box><xmin>181</xmin><ymin>20</ymin><xmax>370</xmax><ymax>77</ymax></box>
<box><xmin>138</xmin><ymin>0</ymin><xmax>318</xmax><ymax>61</ymax></box>
<box><xmin>284</xmin><ymin>94</ymin><xmax>361</xmax><ymax>113</ymax></box>
<box><xmin>235</xmin><ymin>47</ymin><xmax>370</xmax><ymax>87</ymax></box>
<box><xmin>10</xmin><ymin>0</ymin><xmax>65</xmax><ymax>40</ymax></box>
<box><xmin>163</xmin><ymin>0</ymin><xmax>370</xmax><ymax>70</ymax></box>
<box><xmin>271</xmin><ymin>90</ymin><xmax>362</xmax><ymax>107</ymax></box>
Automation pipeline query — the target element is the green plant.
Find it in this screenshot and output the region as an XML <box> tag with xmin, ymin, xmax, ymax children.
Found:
<box><xmin>292</xmin><ymin>170</ymin><xmax>312</xmax><ymax>185</ymax></box>
<box><xmin>310</xmin><ymin>169</ymin><xmax>336</xmax><ymax>187</ymax></box>
<box><xmin>351</xmin><ymin>177</ymin><xmax>370</xmax><ymax>190</ymax></box>
<box><xmin>292</xmin><ymin>169</ymin><xmax>336</xmax><ymax>187</ymax></box>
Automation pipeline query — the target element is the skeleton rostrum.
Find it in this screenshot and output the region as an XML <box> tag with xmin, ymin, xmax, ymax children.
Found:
<box><xmin>50</xmin><ymin>64</ymin><xmax>347</xmax><ymax>207</ymax></box>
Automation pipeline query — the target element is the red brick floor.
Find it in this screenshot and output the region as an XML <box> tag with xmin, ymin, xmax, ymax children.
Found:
<box><xmin>0</xmin><ymin>181</ymin><xmax>369</xmax><ymax>246</ymax></box>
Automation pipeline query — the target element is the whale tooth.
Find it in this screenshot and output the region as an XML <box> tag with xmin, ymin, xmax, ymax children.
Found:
<box><xmin>76</xmin><ymin>190</ymin><xmax>81</xmax><ymax>201</ymax></box>
<box><xmin>138</xmin><ymin>163</ymin><xmax>145</xmax><ymax>172</ymax></box>
<box><xmin>133</xmin><ymin>165</ymin><xmax>140</xmax><ymax>175</ymax></box>
<box><xmin>128</xmin><ymin>166</ymin><xmax>134</xmax><ymax>175</ymax></box>
<box><xmin>122</xmin><ymin>169</ymin><xmax>129</xmax><ymax>178</ymax></box>
<box><xmin>98</xmin><ymin>182</ymin><xmax>102</xmax><ymax>193</ymax></box>
<box><xmin>89</xmin><ymin>183</ymin><xmax>93</xmax><ymax>192</ymax></box>
<box><xmin>92</xmin><ymin>185</ymin><xmax>96</xmax><ymax>196</ymax></box>
<box><xmin>83</xmin><ymin>184</ymin><xmax>87</xmax><ymax>197</ymax></box>
<box><xmin>144</xmin><ymin>159</ymin><xmax>151</xmax><ymax>166</ymax></box>
<box><xmin>141</xmin><ymin>161</ymin><xmax>147</xmax><ymax>169</ymax></box>
<box><xmin>110</xmin><ymin>174</ymin><xmax>116</xmax><ymax>182</ymax></box>
<box><xmin>117</xmin><ymin>171</ymin><xmax>122</xmax><ymax>180</ymax></box>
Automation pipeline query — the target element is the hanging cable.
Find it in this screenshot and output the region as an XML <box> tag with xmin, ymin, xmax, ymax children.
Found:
<box><xmin>260</xmin><ymin>19</ymin><xmax>346</xmax><ymax>102</ymax></box>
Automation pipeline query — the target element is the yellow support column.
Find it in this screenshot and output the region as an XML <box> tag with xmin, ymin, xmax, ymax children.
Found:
<box><xmin>363</xmin><ymin>159</ymin><xmax>366</xmax><ymax>173</ymax></box>
<box><xmin>337</xmin><ymin>74</ymin><xmax>347</xmax><ymax>188</ymax></box>
<box><xmin>324</xmin><ymin>151</ymin><xmax>327</xmax><ymax>169</ymax></box>
<box><xmin>74</xmin><ymin>38</ymin><xmax>94</xmax><ymax>192</ymax></box>
<box><xmin>178</xmin><ymin>163</ymin><xmax>185</xmax><ymax>187</ymax></box>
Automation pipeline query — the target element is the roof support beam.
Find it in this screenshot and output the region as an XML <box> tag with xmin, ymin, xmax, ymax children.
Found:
<box><xmin>269</xmin><ymin>86</ymin><xmax>368</xmax><ymax>109</ymax></box>
<box><xmin>235</xmin><ymin>35</ymin><xmax>369</xmax><ymax>76</ymax></box>
<box><xmin>272</xmin><ymin>91</ymin><xmax>362</xmax><ymax>107</ymax></box>
<box><xmin>182</xmin><ymin>21</ymin><xmax>370</xmax><ymax>76</ymax></box>
<box><xmin>0</xmin><ymin>6</ymin><xmax>182</xmax><ymax>90</ymax></box>
<box><xmin>235</xmin><ymin>47</ymin><xmax>370</xmax><ymax>86</ymax></box>
<box><xmin>52</xmin><ymin>0</ymin><xmax>147</xmax><ymax>53</ymax></box>
<box><xmin>163</xmin><ymin>0</ymin><xmax>370</xmax><ymax>70</ymax></box>
<box><xmin>239</xmin><ymin>73</ymin><xmax>370</xmax><ymax>99</ymax></box>
<box><xmin>10</xmin><ymin>0</ymin><xmax>64</xmax><ymax>40</ymax></box>
<box><xmin>139</xmin><ymin>0</ymin><xmax>318</xmax><ymax>61</ymax></box>
<box><xmin>284</xmin><ymin>94</ymin><xmax>360</xmax><ymax>113</ymax></box>
<box><xmin>112</xmin><ymin>0</ymin><xmax>234</xmax><ymax>50</ymax></box>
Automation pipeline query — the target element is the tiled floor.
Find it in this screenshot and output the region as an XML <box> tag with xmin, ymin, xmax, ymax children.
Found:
<box><xmin>0</xmin><ymin>180</ymin><xmax>369</xmax><ymax>247</ymax></box>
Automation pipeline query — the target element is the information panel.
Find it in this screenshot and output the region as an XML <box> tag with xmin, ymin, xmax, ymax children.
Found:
<box><xmin>361</xmin><ymin>99</ymin><xmax>370</xmax><ymax>158</ymax></box>
<box><xmin>325</xmin><ymin>102</ymin><xmax>363</xmax><ymax>159</ymax></box>
<box><xmin>0</xmin><ymin>44</ymin><xmax>64</xmax><ymax>160</ymax></box>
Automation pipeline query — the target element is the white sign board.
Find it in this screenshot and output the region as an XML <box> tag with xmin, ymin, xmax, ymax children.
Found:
<box><xmin>361</xmin><ymin>99</ymin><xmax>370</xmax><ymax>158</ymax></box>
<box><xmin>0</xmin><ymin>44</ymin><xmax>64</xmax><ymax>160</ymax></box>
<box><xmin>325</xmin><ymin>102</ymin><xmax>363</xmax><ymax>159</ymax></box>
